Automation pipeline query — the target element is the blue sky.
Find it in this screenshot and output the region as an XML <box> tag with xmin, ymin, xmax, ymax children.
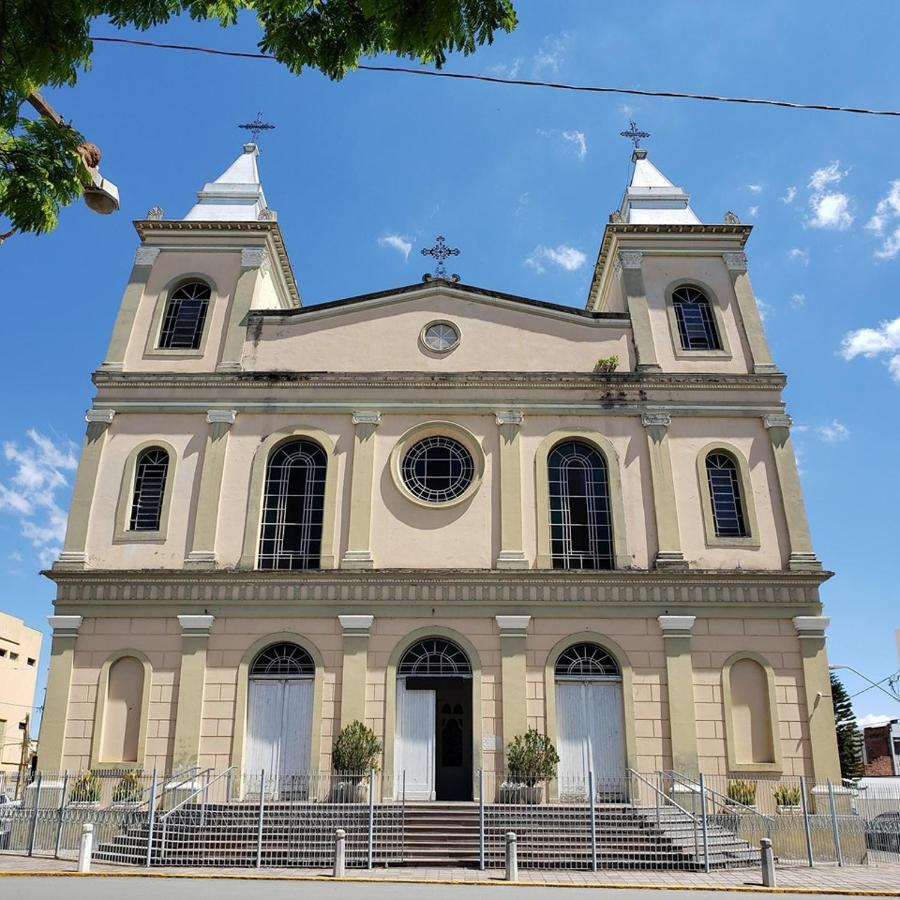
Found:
<box><xmin>2</xmin><ymin>2</ymin><xmax>899</xmax><ymax>728</ymax></box>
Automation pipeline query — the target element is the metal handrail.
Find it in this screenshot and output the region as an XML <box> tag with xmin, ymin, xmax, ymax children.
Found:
<box><xmin>627</xmin><ymin>768</ymin><xmax>704</xmax><ymax>826</ymax></box>
<box><xmin>664</xmin><ymin>770</ymin><xmax>776</xmax><ymax>826</ymax></box>
<box><xmin>139</xmin><ymin>766</ymin><xmax>202</xmax><ymax>811</ymax></box>
<box><xmin>157</xmin><ymin>767</ymin><xmax>235</xmax><ymax>822</ymax></box>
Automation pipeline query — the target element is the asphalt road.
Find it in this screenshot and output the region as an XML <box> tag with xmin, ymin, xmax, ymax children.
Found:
<box><xmin>0</xmin><ymin>880</ymin><xmax>861</xmax><ymax>900</ymax></box>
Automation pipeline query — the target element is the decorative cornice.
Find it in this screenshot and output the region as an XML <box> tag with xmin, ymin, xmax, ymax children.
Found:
<box><xmin>338</xmin><ymin>614</ymin><xmax>374</xmax><ymax>636</ymax></box>
<box><xmin>495</xmin><ymin>615</ymin><xmax>531</xmax><ymax>637</ymax></box>
<box><xmin>206</xmin><ymin>409</ymin><xmax>237</xmax><ymax>425</ymax></box>
<box><xmin>618</xmin><ymin>250</ymin><xmax>643</xmax><ymax>270</ymax></box>
<box><xmin>793</xmin><ymin>615</ymin><xmax>830</xmax><ymax>639</ymax></box>
<box><xmin>85</xmin><ymin>408</ymin><xmax>116</xmax><ymax>425</ymax></box>
<box><xmin>495</xmin><ymin>410</ymin><xmax>525</xmax><ymax>426</ymax></box>
<box><xmin>351</xmin><ymin>410</ymin><xmax>381</xmax><ymax>426</ymax></box>
<box><xmin>658</xmin><ymin>614</ymin><xmax>696</xmax><ymax>637</ymax></box>
<box><xmin>134</xmin><ymin>247</ymin><xmax>160</xmax><ymax>266</ymax></box>
<box><xmin>177</xmin><ymin>614</ymin><xmax>215</xmax><ymax>636</ymax></box>
<box><xmin>723</xmin><ymin>251</ymin><xmax>749</xmax><ymax>274</ymax></box>
<box><xmin>763</xmin><ymin>413</ymin><xmax>792</xmax><ymax>430</ymax></box>
<box><xmin>48</xmin><ymin>614</ymin><xmax>82</xmax><ymax>636</ymax></box>
<box><xmin>241</xmin><ymin>247</ymin><xmax>271</xmax><ymax>273</ymax></box>
<box><xmin>641</xmin><ymin>413</ymin><xmax>671</xmax><ymax>428</ymax></box>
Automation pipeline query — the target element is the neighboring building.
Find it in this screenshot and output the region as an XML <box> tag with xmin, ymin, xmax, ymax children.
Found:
<box><xmin>0</xmin><ymin>612</ymin><xmax>42</xmax><ymax>772</ymax></box>
<box><xmin>38</xmin><ymin>141</ymin><xmax>842</xmax><ymax>797</ymax></box>
<box><xmin>863</xmin><ymin>720</ymin><xmax>900</xmax><ymax>776</ymax></box>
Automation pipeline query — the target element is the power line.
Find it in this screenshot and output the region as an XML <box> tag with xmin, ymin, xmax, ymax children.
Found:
<box><xmin>90</xmin><ymin>35</ymin><xmax>900</xmax><ymax>119</ymax></box>
<box><xmin>849</xmin><ymin>670</ymin><xmax>900</xmax><ymax>700</ymax></box>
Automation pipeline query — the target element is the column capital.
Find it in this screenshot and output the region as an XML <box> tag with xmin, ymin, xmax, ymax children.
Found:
<box><xmin>47</xmin><ymin>615</ymin><xmax>82</xmax><ymax>636</ymax></box>
<box><xmin>338</xmin><ymin>614</ymin><xmax>374</xmax><ymax>636</ymax></box>
<box><xmin>658</xmin><ymin>615</ymin><xmax>696</xmax><ymax>637</ymax></box>
<box><xmin>206</xmin><ymin>409</ymin><xmax>237</xmax><ymax>426</ymax></box>
<box><xmin>134</xmin><ymin>246</ymin><xmax>160</xmax><ymax>267</ymax></box>
<box><xmin>85</xmin><ymin>408</ymin><xmax>115</xmax><ymax>426</ymax></box>
<box><xmin>793</xmin><ymin>616</ymin><xmax>830</xmax><ymax>639</ymax></box>
<box><xmin>177</xmin><ymin>614</ymin><xmax>215</xmax><ymax>636</ymax></box>
<box><xmin>764</xmin><ymin>413</ymin><xmax>792</xmax><ymax>431</ymax></box>
<box><xmin>351</xmin><ymin>410</ymin><xmax>381</xmax><ymax>426</ymax></box>
<box><xmin>495</xmin><ymin>615</ymin><xmax>531</xmax><ymax>637</ymax></box>
<box><xmin>723</xmin><ymin>251</ymin><xmax>748</xmax><ymax>274</ymax></box>
<box><xmin>495</xmin><ymin>410</ymin><xmax>525</xmax><ymax>427</ymax></box>
<box><xmin>241</xmin><ymin>246</ymin><xmax>270</xmax><ymax>272</ymax></box>
<box><xmin>618</xmin><ymin>250</ymin><xmax>643</xmax><ymax>270</ymax></box>
<box><xmin>641</xmin><ymin>412</ymin><xmax>671</xmax><ymax>429</ymax></box>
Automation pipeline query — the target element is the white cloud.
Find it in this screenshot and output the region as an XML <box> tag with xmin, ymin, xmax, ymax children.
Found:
<box><xmin>780</xmin><ymin>186</ymin><xmax>797</xmax><ymax>204</ymax></box>
<box><xmin>841</xmin><ymin>316</ymin><xmax>900</xmax><ymax>382</ymax></box>
<box><xmin>525</xmin><ymin>244</ymin><xmax>586</xmax><ymax>274</ymax></box>
<box><xmin>788</xmin><ymin>247</ymin><xmax>810</xmax><ymax>266</ymax></box>
<box><xmin>746</xmin><ymin>184</ymin><xmax>763</xmax><ymax>194</ymax></box>
<box><xmin>791</xmin><ymin>292</ymin><xmax>806</xmax><ymax>308</ymax></box>
<box><xmin>857</xmin><ymin>713</ymin><xmax>895</xmax><ymax>729</ymax></box>
<box><xmin>866</xmin><ymin>180</ymin><xmax>900</xmax><ymax>259</ymax></box>
<box><xmin>806</xmin><ymin>161</ymin><xmax>854</xmax><ymax>230</ymax></box>
<box><xmin>561</xmin><ymin>130</ymin><xmax>587</xmax><ymax>160</ymax></box>
<box><xmin>0</xmin><ymin>430</ymin><xmax>77</xmax><ymax>566</ymax></box>
<box><xmin>748</xmin><ymin>205</ymin><xmax>759</xmax><ymax>219</ymax></box>
<box><xmin>815</xmin><ymin>420</ymin><xmax>850</xmax><ymax>443</ymax></box>
<box><xmin>756</xmin><ymin>297</ymin><xmax>771</xmax><ymax>322</ymax></box>
<box><xmin>488</xmin><ymin>58</ymin><xmax>522</xmax><ymax>79</ymax></box>
<box><xmin>533</xmin><ymin>33</ymin><xmax>571</xmax><ymax>73</ymax></box>
<box><xmin>377</xmin><ymin>233</ymin><xmax>412</xmax><ymax>260</ymax></box>
<box><xmin>808</xmin><ymin>161</ymin><xmax>848</xmax><ymax>192</ymax></box>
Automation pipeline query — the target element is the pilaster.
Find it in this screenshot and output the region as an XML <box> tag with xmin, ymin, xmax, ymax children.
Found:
<box><xmin>338</xmin><ymin>615</ymin><xmax>374</xmax><ymax>727</ymax></box>
<box><xmin>216</xmin><ymin>248</ymin><xmax>268</xmax><ymax>371</ymax></box>
<box><xmin>793</xmin><ymin>616</ymin><xmax>841</xmax><ymax>781</ymax></box>
<box><xmin>764</xmin><ymin>414</ymin><xmax>822</xmax><ymax>571</ymax></box>
<box><xmin>185</xmin><ymin>410</ymin><xmax>237</xmax><ymax>567</ymax></box>
<box><xmin>341</xmin><ymin>412</ymin><xmax>381</xmax><ymax>569</ymax></box>
<box><xmin>658</xmin><ymin>615</ymin><xmax>699</xmax><ymax>777</ymax></box>
<box><xmin>38</xmin><ymin>616</ymin><xmax>83</xmax><ymax>771</ymax></box>
<box><xmin>172</xmin><ymin>614</ymin><xmax>214</xmax><ymax>769</ymax></box>
<box><xmin>619</xmin><ymin>251</ymin><xmax>660</xmax><ymax>371</ymax></box>
<box><xmin>641</xmin><ymin>414</ymin><xmax>687</xmax><ymax>570</ymax></box>
<box><xmin>495</xmin><ymin>411</ymin><xmax>528</xmax><ymax>569</ymax></box>
<box><xmin>100</xmin><ymin>249</ymin><xmax>159</xmax><ymax>371</ymax></box>
<box><xmin>56</xmin><ymin>410</ymin><xmax>115</xmax><ymax>570</ymax></box>
<box><xmin>723</xmin><ymin>251</ymin><xmax>778</xmax><ymax>375</ymax></box>
<box><xmin>496</xmin><ymin>615</ymin><xmax>530</xmax><ymax>758</ymax></box>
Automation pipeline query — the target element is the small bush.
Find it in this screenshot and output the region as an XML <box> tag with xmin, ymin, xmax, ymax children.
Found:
<box><xmin>726</xmin><ymin>779</ymin><xmax>757</xmax><ymax>806</ymax></box>
<box><xmin>506</xmin><ymin>729</ymin><xmax>559</xmax><ymax>784</ymax></box>
<box><xmin>594</xmin><ymin>355</ymin><xmax>619</xmax><ymax>374</ymax></box>
<box><xmin>70</xmin><ymin>771</ymin><xmax>101</xmax><ymax>803</ymax></box>
<box><xmin>112</xmin><ymin>771</ymin><xmax>143</xmax><ymax>803</ymax></box>
<box><xmin>332</xmin><ymin>721</ymin><xmax>382</xmax><ymax>774</ymax></box>
<box><xmin>773</xmin><ymin>784</ymin><xmax>801</xmax><ymax>807</ymax></box>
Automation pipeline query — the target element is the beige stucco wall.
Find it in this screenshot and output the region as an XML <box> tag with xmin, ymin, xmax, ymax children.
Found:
<box><xmin>0</xmin><ymin>613</ymin><xmax>42</xmax><ymax>771</ymax></box>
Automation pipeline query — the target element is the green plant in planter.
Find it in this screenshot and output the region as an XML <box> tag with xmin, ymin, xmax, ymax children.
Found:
<box><xmin>594</xmin><ymin>355</ymin><xmax>619</xmax><ymax>374</ymax></box>
<box><xmin>332</xmin><ymin>721</ymin><xmax>382</xmax><ymax>774</ymax></box>
<box><xmin>506</xmin><ymin>729</ymin><xmax>559</xmax><ymax>785</ymax></box>
<box><xmin>69</xmin><ymin>771</ymin><xmax>101</xmax><ymax>803</ymax></box>
<box><xmin>726</xmin><ymin>779</ymin><xmax>757</xmax><ymax>807</ymax></box>
<box><xmin>112</xmin><ymin>770</ymin><xmax>143</xmax><ymax>803</ymax></box>
<box><xmin>773</xmin><ymin>784</ymin><xmax>801</xmax><ymax>807</ymax></box>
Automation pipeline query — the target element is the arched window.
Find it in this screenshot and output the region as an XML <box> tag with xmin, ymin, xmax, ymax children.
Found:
<box><xmin>159</xmin><ymin>281</ymin><xmax>211</xmax><ymax>349</ymax></box>
<box><xmin>672</xmin><ymin>285</ymin><xmax>721</xmax><ymax>351</ymax></box>
<box><xmin>250</xmin><ymin>643</ymin><xmax>315</xmax><ymax>679</ymax></box>
<box><xmin>129</xmin><ymin>447</ymin><xmax>169</xmax><ymax>531</ymax></box>
<box><xmin>705</xmin><ymin>452</ymin><xmax>747</xmax><ymax>537</ymax></box>
<box><xmin>729</xmin><ymin>658</ymin><xmax>775</xmax><ymax>765</ymax></box>
<box><xmin>555</xmin><ymin>643</ymin><xmax>621</xmax><ymax>681</ymax></box>
<box><xmin>398</xmin><ymin>638</ymin><xmax>471</xmax><ymax>677</ymax></box>
<box><xmin>548</xmin><ymin>441</ymin><xmax>614</xmax><ymax>570</ymax></box>
<box><xmin>101</xmin><ymin>656</ymin><xmax>144</xmax><ymax>763</ymax></box>
<box><xmin>258</xmin><ymin>439</ymin><xmax>327</xmax><ymax>569</ymax></box>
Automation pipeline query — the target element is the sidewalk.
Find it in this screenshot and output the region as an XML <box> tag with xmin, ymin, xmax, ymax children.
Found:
<box><xmin>1</xmin><ymin>855</ymin><xmax>899</xmax><ymax>894</ymax></box>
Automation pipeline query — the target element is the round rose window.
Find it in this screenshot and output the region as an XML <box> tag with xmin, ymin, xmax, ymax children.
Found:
<box><xmin>401</xmin><ymin>436</ymin><xmax>474</xmax><ymax>503</ymax></box>
<box><xmin>422</xmin><ymin>322</ymin><xmax>459</xmax><ymax>352</ymax></box>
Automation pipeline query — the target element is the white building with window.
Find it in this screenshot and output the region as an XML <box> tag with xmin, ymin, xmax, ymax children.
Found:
<box><xmin>38</xmin><ymin>142</ymin><xmax>841</xmax><ymax>800</ymax></box>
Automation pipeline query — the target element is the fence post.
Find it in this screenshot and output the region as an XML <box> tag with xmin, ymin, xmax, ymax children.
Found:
<box><xmin>367</xmin><ymin>767</ymin><xmax>375</xmax><ymax>869</ymax></box>
<box><xmin>799</xmin><ymin>776</ymin><xmax>814</xmax><ymax>867</ymax></box>
<box><xmin>505</xmin><ymin>831</ymin><xmax>518</xmax><ymax>882</ymax></box>
<box><xmin>54</xmin><ymin>770</ymin><xmax>69</xmax><ymax>860</ymax></box>
<box><xmin>256</xmin><ymin>769</ymin><xmax>265</xmax><ymax>868</ymax></box>
<box><xmin>27</xmin><ymin>772</ymin><xmax>43</xmax><ymax>857</ymax></box>
<box><xmin>655</xmin><ymin>771</ymin><xmax>661</xmax><ymax>826</ymax></box>
<box><xmin>335</xmin><ymin>828</ymin><xmax>347</xmax><ymax>877</ymax></box>
<box><xmin>401</xmin><ymin>770</ymin><xmax>407</xmax><ymax>866</ymax></box>
<box><xmin>827</xmin><ymin>780</ymin><xmax>843</xmax><ymax>866</ymax></box>
<box><xmin>200</xmin><ymin>768</ymin><xmax>210</xmax><ymax>828</ymax></box>
<box><xmin>145</xmin><ymin>769</ymin><xmax>158</xmax><ymax>868</ymax></box>
<box><xmin>699</xmin><ymin>772</ymin><xmax>710</xmax><ymax>874</ymax></box>
<box><xmin>478</xmin><ymin>769</ymin><xmax>485</xmax><ymax>871</ymax></box>
<box><xmin>77</xmin><ymin>823</ymin><xmax>94</xmax><ymax>873</ymax></box>
<box><xmin>760</xmin><ymin>837</ymin><xmax>776</xmax><ymax>886</ymax></box>
<box><xmin>588</xmin><ymin>769</ymin><xmax>598</xmax><ymax>872</ymax></box>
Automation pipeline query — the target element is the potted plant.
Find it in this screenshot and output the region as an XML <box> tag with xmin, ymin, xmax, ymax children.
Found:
<box><xmin>594</xmin><ymin>355</ymin><xmax>619</xmax><ymax>374</ymax></box>
<box><xmin>331</xmin><ymin>721</ymin><xmax>381</xmax><ymax>803</ymax></box>
<box><xmin>501</xmin><ymin>729</ymin><xmax>559</xmax><ymax>804</ymax></box>
<box><xmin>773</xmin><ymin>784</ymin><xmax>802</xmax><ymax>814</ymax></box>
<box><xmin>725</xmin><ymin>779</ymin><xmax>757</xmax><ymax>811</ymax></box>
<box><xmin>69</xmin><ymin>771</ymin><xmax>101</xmax><ymax>806</ymax></box>
<box><xmin>112</xmin><ymin>771</ymin><xmax>143</xmax><ymax>806</ymax></box>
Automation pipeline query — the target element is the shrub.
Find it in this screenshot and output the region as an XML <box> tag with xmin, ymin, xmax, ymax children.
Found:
<box><xmin>594</xmin><ymin>355</ymin><xmax>619</xmax><ymax>374</ymax></box>
<box><xmin>70</xmin><ymin>771</ymin><xmax>101</xmax><ymax>803</ymax></box>
<box><xmin>773</xmin><ymin>784</ymin><xmax>802</xmax><ymax>807</ymax></box>
<box><xmin>726</xmin><ymin>779</ymin><xmax>757</xmax><ymax>806</ymax></box>
<box><xmin>112</xmin><ymin>771</ymin><xmax>143</xmax><ymax>803</ymax></box>
<box><xmin>332</xmin><ymin>721</ymin><xmax>382</xmax><ymax>774</ymax></box>
<box><xmin>506</xmin><ymin>729</ymin><xmax>559</xmax><ymax>784</ymax></box>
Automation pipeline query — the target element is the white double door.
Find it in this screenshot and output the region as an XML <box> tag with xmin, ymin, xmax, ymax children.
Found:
<box><xmin>556</xmin><ymin>680</ymin><xmax>626</xmax><ymax>788</ymax></box>
<box><xmin>246</xmin><ymin>678</ymin><xmax>313</xmax><ymax>781</ymax></box>
<box><xmin>394</xmin><ymin>679</ymin><xmax>436</xmax><ymax>800</ymax></box>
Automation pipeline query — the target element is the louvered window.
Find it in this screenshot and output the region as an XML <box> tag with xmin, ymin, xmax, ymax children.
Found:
<box><xmin>672</xmin><ymin>285</ymin><xmax>721</xmax><ymax>351</ymax></box>
<box><xmin>548</xmin><ymin>441</ymin><xmax>614</xmax><ymax>570</ymax></box>
<box><xmin>159</xmin><ymin>281</ymin><xmax>210</xmax><ymax>349</ymax></box>
<box><xmin>706</xmin><ymin>452</ymin><xmax>747</xmax><ymax>537</ymax></box>
<box><xmin>258</xmin><ymin>439</ymin><xmax>327</xmax><ymax>570</ymax></box>
<box><xmin>129</xmin><ymin>448</ymin><xmax>169</xmax><ymax>531</ymax></box>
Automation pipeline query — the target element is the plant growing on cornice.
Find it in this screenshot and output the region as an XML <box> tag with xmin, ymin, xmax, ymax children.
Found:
<box><xmin>594</xmin><ymin>355</ymin><xmax>619</xmax><ymax>374</ymax></box>
<box><xmin>332</xmin><ymin>721</ymin><xmax>382</xmax><ymax>774</ymax></box>
<box><xmin>506</xmin><ymin>729</ymin><xmax>559</xmax><ymax>784</ymax></box>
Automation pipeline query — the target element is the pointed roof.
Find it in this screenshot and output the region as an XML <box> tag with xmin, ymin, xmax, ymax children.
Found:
<box><xmin>183</xmin><ymin>143</ymin><xmax>272</xmax><ymax>222</ymax></box>
<box><xmin>617</xmin><ymin>148</ymin><xmax>700</xmax><ymax>225</ymax></box>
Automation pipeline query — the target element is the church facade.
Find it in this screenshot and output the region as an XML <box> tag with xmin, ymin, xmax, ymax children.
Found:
<box><xmin>39</xmin><ymin>142</ymin><xmax>841</xmax><ymax>799</ymax></box>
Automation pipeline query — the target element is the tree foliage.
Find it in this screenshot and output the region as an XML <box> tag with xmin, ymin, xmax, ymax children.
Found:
<box><xmin>831</xmin><ymin>671</ymin><xmax>863</xmax><ymax>781</ymax></box>
<box><xmin>0</xmin><ymin>0</ymin><xmax>517</xmax><ymax>237</ymax></box>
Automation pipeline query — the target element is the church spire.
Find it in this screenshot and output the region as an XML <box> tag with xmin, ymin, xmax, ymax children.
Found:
<box><xmin>183</xmin><ymin>143</ymin><xmax>273</xmax><ymax>222</ymax></box>
<box><xmin>616</xmin><ymin>147</ymin><xmax>700</xmax><ymax>225</ymax></box>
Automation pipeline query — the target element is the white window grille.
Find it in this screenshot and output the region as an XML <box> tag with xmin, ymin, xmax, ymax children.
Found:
<box><xmin>401</xmin><ymin>436</ymin><xmax>474</xmax><ymax>503</ymax></box>
<box><xmin>555</xmin><ymin>643</ymin><xmax>622</xmax><ymax>681</ymax></box>
<box><xmin>250</xmin><ymin>643</ymin><xmax>315</xmax><ymax>679</ymax></box>
<box><xmin>398</xmin><ymin>638</ymin><xmax>471</xmax><ymax>677</ymax></box>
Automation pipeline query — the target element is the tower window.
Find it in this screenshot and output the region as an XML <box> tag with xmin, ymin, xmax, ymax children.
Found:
<box><xmin>672</xmin><ymin>285</ymin><xmax>721</xmax><ymax>351</ymax></box>
<box><xmin>159</xmin><ymin>281</ymin><xmax>211</xmax><ymax>349</ymax></box>
<box><xmin>706</xmin><ymin>452</ymin><xmax>747</xmax><ymax>537</ymax></box>
<box><xmin>129</xmin><ymin>447</ymin><xmax>170</xmax><ymax>531</ymax></box>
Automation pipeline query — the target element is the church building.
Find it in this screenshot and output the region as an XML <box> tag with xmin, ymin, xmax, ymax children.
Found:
<box><xmin>39</xmin><ymin>139</ymin><xmax>841</xmax><ymax>800</ymax></box>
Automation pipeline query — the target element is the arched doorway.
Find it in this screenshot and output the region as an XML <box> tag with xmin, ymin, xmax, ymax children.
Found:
<box><xmin>396</xmin><ymin>638</ymin><xmax>472</xmax><ymax>801</ymax></box>
<box><xmin>555</xmin><ymin>643</ymin><xmax>626</xmax><ymax>790</ymax></box>
<box><xmin>245</xmin><ymin>642</ymin><xmax>315</xmax><ymax>785</ymax></box>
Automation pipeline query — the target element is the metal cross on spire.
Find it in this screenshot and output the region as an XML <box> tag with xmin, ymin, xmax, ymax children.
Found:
<box><xmin>620</xmin><ymin>119</ymin><xmax>650</xmax><ymax>149</ymax></box>
<box><xmin>421</xmin><ymin>235</ymin><xmax>461</xmax><ymax>282</ymax></box>
<box><xmin>238</xmin><ymin>112</ymin><xmax>276</xmax><ymax>143</ymax></box>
